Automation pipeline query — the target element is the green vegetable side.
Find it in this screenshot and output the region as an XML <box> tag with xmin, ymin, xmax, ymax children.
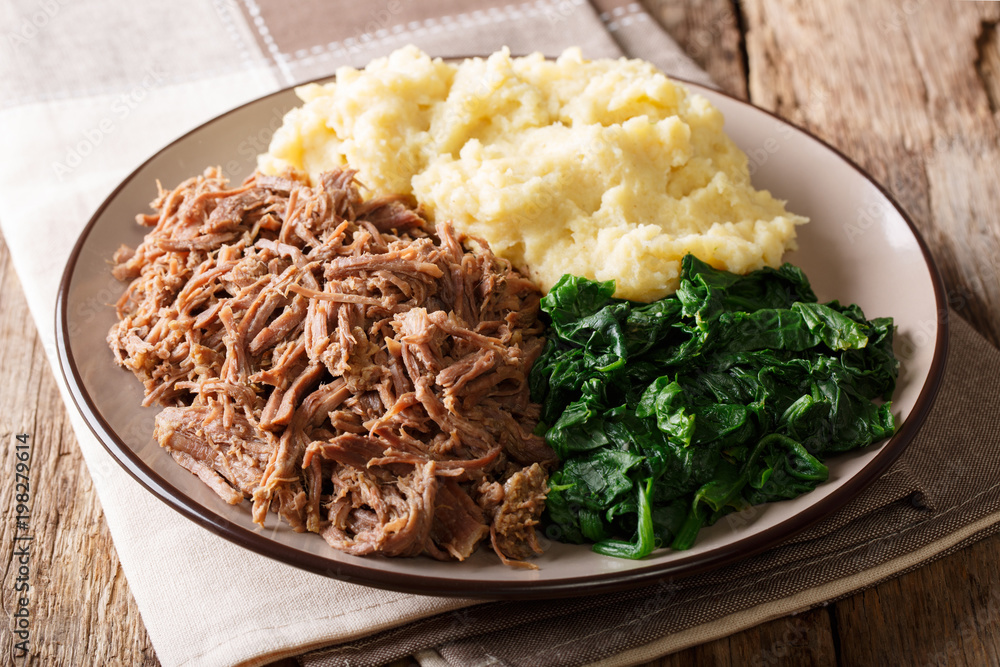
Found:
<box><xmin>529</xmin><ymin>255</ymin><xmax>898</xmax><ymax>559</ymax></box>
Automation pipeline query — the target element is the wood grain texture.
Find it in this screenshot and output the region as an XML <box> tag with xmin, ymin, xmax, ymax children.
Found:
<box><xmin>0</xmin><ymin>232</ymin><xmax>158</xmax><ymax>665</ymax></box>
<box><xmin>1</xmin><ymin>1</ymin><xmax>999</xmax><ymax>666</ymax></box>
<box><xmin>833</xmin><ymin>535</ymin><xmax>1000</xmax><ymax>667</ymax></box>
<box><xmin>740</xmin><ymin>0</ymin><xmax>1000</xmax><ymax>347</ymax></box>
<box><xmin>643</xmin><ymin>0</ymin><xmax>748</xmax><ymax>99</ymax></box>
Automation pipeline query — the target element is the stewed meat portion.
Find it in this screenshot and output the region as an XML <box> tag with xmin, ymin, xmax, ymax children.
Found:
<box><xmin>109</xmin><ymin>166</ymin><xmax>553</xmax><ymax>566</ymax></box>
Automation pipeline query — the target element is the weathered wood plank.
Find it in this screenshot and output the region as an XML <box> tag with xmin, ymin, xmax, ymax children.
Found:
<box><xmin>741</xmin><ymin>0</ymin><xmax>1000</xmax><ymax>346</ymax></box>
<box><xmin>834</xmin><ymin>534</ymin><xmax>1000</xmax><ymax>666</ymax></box>
<box><xmin>643</xmin><ymin>0</ymin><xmax>748</xmax><ymax>99</ymax></box>
<box><xmin>0</xmin><ymin>232</ymin><xmax>158</xmax><ymax>665</ymax></box>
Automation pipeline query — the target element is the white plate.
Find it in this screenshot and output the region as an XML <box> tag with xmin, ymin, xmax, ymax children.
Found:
<box><xmin>56</xmin><ymin>78</ymin><xmax>947</xmax><ymax>598</ymax></box>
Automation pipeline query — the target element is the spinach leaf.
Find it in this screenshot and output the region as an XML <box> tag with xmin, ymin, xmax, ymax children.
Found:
<box><xmin>635</xmin><ymin>377</ymin><xmax>696</xmax><ymax>446</ymax></box>
<box><xmin>531</xmin><ymin>255</ymin><xmax>898</xmax><ymax>559</ymax></box>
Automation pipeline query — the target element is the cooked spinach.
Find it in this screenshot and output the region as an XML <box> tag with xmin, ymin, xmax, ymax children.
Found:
<box><xmin>531</xmin><ymin>255</ymin><xmax>898</xmax><ymax>558</ymax></box>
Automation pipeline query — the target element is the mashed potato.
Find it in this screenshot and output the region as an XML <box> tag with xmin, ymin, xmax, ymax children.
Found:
<box><xmin>260</xmin><ymin>46</ymin><xmax>806</xmax><ymax>301</ymax></box>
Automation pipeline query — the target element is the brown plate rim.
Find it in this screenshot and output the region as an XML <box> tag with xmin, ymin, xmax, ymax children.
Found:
<box><xmin>55</xmin><ymin>70</ymin><xmax>949</xmax><ymax>600</ymax></box>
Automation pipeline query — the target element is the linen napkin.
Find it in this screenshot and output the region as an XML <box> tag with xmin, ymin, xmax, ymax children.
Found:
<box><xmin>0</xmin><ymin>1</ymin><xmax>996</xmax><ymax>666</ymax></box>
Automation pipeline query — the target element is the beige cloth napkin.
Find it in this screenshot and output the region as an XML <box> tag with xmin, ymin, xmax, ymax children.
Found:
<box><xmin>0</xmin><ymin>1</ymin><xmax>996</xmax><ymax>666</ymax></box>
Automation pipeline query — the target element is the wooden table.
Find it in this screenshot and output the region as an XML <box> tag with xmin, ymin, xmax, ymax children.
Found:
<box><xmin>2</xmin><ymin>1</ymin><xmax>999</xmax><ymax>664</ymax></box>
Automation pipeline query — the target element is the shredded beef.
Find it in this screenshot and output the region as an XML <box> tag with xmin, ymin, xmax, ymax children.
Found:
<box><xmin>109</xmin><ymin>166</ymin><xmax>553</xmax><ymax>566</ymax></box>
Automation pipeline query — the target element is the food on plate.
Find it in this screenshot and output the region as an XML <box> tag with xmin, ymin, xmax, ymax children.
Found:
<box><xmin>107</xmin><ymin>167</ymin><xmax>555</xmax><ymax>566</ymax></box>
<box><xmin>259</xmin><ymin>46</ymin><xmax>807</xmax><ymax>302</ymax></box>
<box><xmin>106</xmin><ymin>48</ymin><xmax>900</xmax><ymax>566</ymax></box>
<box><xmin>531</xmin><ymin>256</ymin><xmax>897</xmax><ymax>557</ymax></box>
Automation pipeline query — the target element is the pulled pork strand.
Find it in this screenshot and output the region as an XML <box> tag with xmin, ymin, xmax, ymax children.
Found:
<box><xmin>109</xmin><ymin>166</ymin><xmax>553</xmax><ymax>567</ymax></box>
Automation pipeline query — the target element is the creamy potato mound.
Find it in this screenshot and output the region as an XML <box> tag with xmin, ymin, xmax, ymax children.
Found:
<box><xmin>260</xmin><ymin>46</ymin><xmax>807</xmax><ymax>301</ymax></box>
